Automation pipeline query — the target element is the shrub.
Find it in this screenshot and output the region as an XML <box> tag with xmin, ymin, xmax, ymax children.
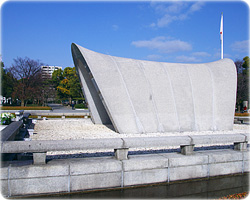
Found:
<box><xmin>74</xmin><ymin>104</ymin><xmax>87</xmax><ymax>109</ymax></box>
<box><xmin>1</xmin><ymin>113</ymin><xmax>15</xmax><ymax>125</ymax></box>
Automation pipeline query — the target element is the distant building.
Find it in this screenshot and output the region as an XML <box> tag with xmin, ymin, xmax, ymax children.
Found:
<box><xmin>41</xmin><ymin>66</ymin><xmax>62</xmax><ymax>78</ymax></box>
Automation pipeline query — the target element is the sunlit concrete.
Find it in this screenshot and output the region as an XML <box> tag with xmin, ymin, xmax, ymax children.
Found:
<box><xmin>71</xmin><ymin>43</ymin><xmax>237</xmax><ymax>134</ymax></box>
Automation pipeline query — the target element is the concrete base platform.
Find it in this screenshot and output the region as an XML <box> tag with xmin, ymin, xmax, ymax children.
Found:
<box><xmin>1</xmin><ymin>149</ymin><xmax>249</xmax><ymax>197</ymax></box>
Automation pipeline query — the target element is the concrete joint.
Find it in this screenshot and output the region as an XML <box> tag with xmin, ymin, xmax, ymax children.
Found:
<box><xmin>114</xmin><ymin>148</ymin><xmax>129</xmax><ymax>160</ymax></box>
<box><xmin>234</xmin><ymin>142</ymin><xmax>247</xmax><ymax>151</ymax></box>
<box><xmin>33</xmin><ymin>152</ymin><xmax>47</xmax><ymax>165</ymax></box>
<box><xmin>180</xmin><ymin>145</ymin><xmax>194</xmax><ymax>155</ymax></box>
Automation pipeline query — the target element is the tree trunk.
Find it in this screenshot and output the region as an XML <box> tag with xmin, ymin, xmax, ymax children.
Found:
<box><xmin>21</xmin><ymin>99</ymin><xmax>24</xmax><ymax>107</ymax></box>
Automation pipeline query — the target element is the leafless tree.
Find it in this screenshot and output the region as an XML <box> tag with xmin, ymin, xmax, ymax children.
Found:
<box><xmin>10</xmin><ymin>57</ymin><xmax>44</xmax><ymax>106</ymax></box>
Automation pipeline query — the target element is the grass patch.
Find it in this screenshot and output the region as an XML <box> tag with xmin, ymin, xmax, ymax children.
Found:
<box><xmin>1</xmin><ymin>106</ymin><xmax>51</xmax><ymax>110</ymax></box>
<box><xmin>235</xmin><ymin>112</ymin><xmax>249</xmax><ymax>116</ymax></box>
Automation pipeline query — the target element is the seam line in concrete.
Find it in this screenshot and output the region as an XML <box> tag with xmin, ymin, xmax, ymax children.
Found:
<box><xmin>188</xmin><ymin>135</ymin><xmax>194</xmax><ymax>145</ymax></box>
<box><xmin>186</xmin><ymin>66</ymin><xmax>198</xmax><ymax>131</ymax></box>
<box><xmin>121</xmin><ymin>138</ymin><xmax>125</xmax><ymax>148</ymax></box>
<box><xmin>206</xmin><ymin>65</ymin><xmax>216</xmax><ymax>131</ymax></box>
<box><xmin>8</xmin><ymin>165</ymin><xmax>10</xmax><ymax>197</ymax></box>
<box><xmin>167</xmin><ymin>159</ymin><xmax>170</xmax><ymax>183</ymax></box>
<box><xmin>70</xmin><ymin>171</ymin><xmax>121</xmax><ymax>176</ymax></box>
<box><xmin>121</xmin><ymin>160</ymin><xmax>124</xmax><ymax>188</ymax></box>
<box><xmin>109</xmin><ymin>55</ymin><xmax>144</xmax><ymax>134</ymax></box>
<box><xmin>242</xmin><ymin>152</ymin><xmax>245</xmax><ymax>174</ymax></box>
<box><xmin>240</xmin><ymin>133</ymin><xmax>248</xmax><ymax>142</ymax></box>
<box><xmin>68</xmin><ymin>164</ymin><xmax>71</xmax><ymax>193</ymax></box>
<box><xmin>207</xmin><ymin>155</ymin><xmax>210</xmax><ymax>178</ymax></box>
<box><xmin>137</xmin><ymin>61</ymin><xmax>164</xmax><ymax>133</ymax></box>
<box><xmin>160</xmin><ymin>63</ymin><xmax>180</xmax><ymax>132</ymax></box>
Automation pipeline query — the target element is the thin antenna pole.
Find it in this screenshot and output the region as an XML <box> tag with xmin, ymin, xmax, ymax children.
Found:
<box><xmin>220</xmin><ymin>13</ymin><xmax>223</xmax><ymax>59</ymax></box>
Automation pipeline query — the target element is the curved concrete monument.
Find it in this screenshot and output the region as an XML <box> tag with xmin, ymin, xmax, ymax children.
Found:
<box><xmin>71</xmin><ymin>43</ymin><xmax>237</xmax><ymax>134</ymax></box>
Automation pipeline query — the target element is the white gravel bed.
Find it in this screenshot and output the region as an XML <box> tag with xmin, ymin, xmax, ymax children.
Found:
<box><xmin>31</xmin><ymin>119</ymin><xmax>249</xmax><ymax>158</ymax></box>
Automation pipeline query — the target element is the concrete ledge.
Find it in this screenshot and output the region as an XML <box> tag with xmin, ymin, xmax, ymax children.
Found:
<box><xmin>123</xmin><ymin>136</ymin><xmax>191</xmax><ymax>148</ymax></box>
<box><xmin>1</xmin><ymin>121</ymin><xmax>23</xmax><ymax>142</ymax></box>
<box><xmin>1</xmin><ymin>148</ymin><xmax>249</xmax><ymax>197</ymax></box>
<box><xmin>1</xmin><ymin>138</ymin><xmax>124</xmax><ymax>153</ymax></box>
<box><xmin>191</xmin><ymin>134</ymin><xmax>247</xmax><ymax>145</ymax></box>
<box><xmin>3</xmin><ymin>133</ymin><xmax>248</xmax><ymax>154</ymax></box>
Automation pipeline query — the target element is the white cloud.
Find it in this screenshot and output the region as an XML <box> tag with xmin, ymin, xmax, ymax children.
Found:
<box><xmin>131</xmin><ymin>36</ymin><xmax>192</xmax><ymax>53</ymax></box>
<box><xmin>188</xmin><ymin>2</ymin><xmax>205</xmax><ymax>13</ymax></box>
<box><xmin>192</xmin><ymin>52</ymin><xmax>211</xmax><ymax>57</ymax></box>
<box><xmin>176</xmin><ymin>55</ymin><xmax>201</xmax><ymax>63</ymax></box>
<box><xmin>150</xmin><ymin>2</ymin><xmax>205</xmax><ymax>28</ymax></box>
<box><xmin>231</xmin><ymin>40</ymin><xmax>249</xmax><ymax>53</ymax></box>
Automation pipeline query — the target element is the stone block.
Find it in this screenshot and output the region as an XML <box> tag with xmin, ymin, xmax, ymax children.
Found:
<box><xmin>9</xmin><ymin>176</ymin><xmax>68</xmax><ymax>196</ymax></box>
<box><xmin>122</xmin><ymin>154</ymin><xmax>168</xmax><ymax>171</ymax></box>
<box><xmin>9</xmin><ymin>162</ymin><xmax>69</xmax><ymax>179</ymax></box>
<box><xmin>33</xmin><ymin>152</ymin><xmax>46</xmax><ymax>165</ymax></box>
<box><xmin>70</xmin><ymin>172</ymin><xmax>121</xmax><ymax>191</ymax></box>
<box><xmin>70</xmin><ymin>157</ymin><xmax>122</xmax><ymax>175</ymax></box>
<box><xmin>191</xmin><ymin>134</ymin><xmax>245</xmax><ymax>145</ymax></box>
<box><xmin>199</xmin><ymin>149</ymin><xmax>243</xmax><ymax>163</ymax></box>
<box><xmin>181</xmin><ymin>145</ymin><xmax>194</xmax><ymax>155</ymax></box>
<box><xmin>1</xmin><ymin>167</ymin><xmax>8</xmax><ymax>180</ymax></box>
<box><xmin>1</xmin><ymin>180</ymin><xmax>8</xmax><ymax>197</ymax></box>
<box><xmin>209</xmin><ymin>161</ymin><xmax>242</xmax><ymax>177</ymax></box>
<box><xmin>243</xmin><ymin>160</ymin><xmax>249</xmax><ymax>172</ymax></box>
<box><xmin>161</xmin><ymin>152</ymin><xmax>208</xmax><ymax>167</ymax></box>
<box><xmin>242</xmin><ymin>151</ymin><xmax>250</xmax><ymax>160</ymax></box>
<box><xmin>114</xmin><ymin>148</ymin><xmax>128</xmax><ymax>160</ymax></box>
<box><xmin>234</xmin><ymin>142</ymin><xmax>247</xmax><ymax>151</ymax></box>
<box><xmin>123</xmin><ymin>168</ymin><xmax>168</xmax><ymax>186</ymax></box>
<box><xmin>169</xmin><ymin>165</ymin><xmax>208</xmax><ymax>181</ymax></box>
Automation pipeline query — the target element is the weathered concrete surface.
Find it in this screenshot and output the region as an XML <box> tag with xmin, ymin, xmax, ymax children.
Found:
<box><xmin>1</xmin><ymin>149</ymin><xmax>249</xmax><ymax>197</ymax></box>
<box><xmin>71</xmin><ymin>43</ymin><xmax>237</xmax><ymax>134</ymax></box>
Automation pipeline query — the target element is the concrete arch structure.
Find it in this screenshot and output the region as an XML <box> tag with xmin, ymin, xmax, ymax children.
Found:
<box><xmin>71</xmin><ymin>43</ymin><xmax>237</xmax><ymax>134</ymax></box>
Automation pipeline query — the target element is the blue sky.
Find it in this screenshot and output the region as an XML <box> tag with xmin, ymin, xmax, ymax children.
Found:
<box><xmin>1</xmin><ymin>1</ymin><xmax>249</xmax><ymax>69</ymax></box>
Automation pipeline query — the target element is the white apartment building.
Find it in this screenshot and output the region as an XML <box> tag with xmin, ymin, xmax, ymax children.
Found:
<box><xmin>41</xmin><ymin>66</ymin><xmax>62</xmax><ymax>78</ymax></box>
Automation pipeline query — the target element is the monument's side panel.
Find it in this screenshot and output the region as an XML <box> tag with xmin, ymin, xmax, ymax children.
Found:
<box><xmin>141</xmin><ymin>61</ymin><xmax>180</xmax><ymax>132</ymax></box>
<box><xmin>71</xmin><ymin>43</ymin><xmax>237</xmax><ymax>134</ymax></box>
<box><xmin>207</xmin><ymin>59</ymin><xmax>237</xmax><ymax>130</ymax></box>
<box><xmin>187</xmin><ymin>64</ymin><xmax>214</xmax><ymax>131</ymax></box>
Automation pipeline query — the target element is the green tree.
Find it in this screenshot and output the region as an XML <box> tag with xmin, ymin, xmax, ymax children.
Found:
<box><xmin>242</xmin><ymin>56</ymin><xmax>249</xmax><ymax>75</ymax></box>
<box><xmin>52</xmin><ymin>67</ymin><xmax>83</xmax><ymax>103</ymax></box>
<box><xmin>1</xmin><ymin>61</ymin><xmax>16</xmax><ymax>99</ymax></box>
<box><xmin>235</xmin><ymin>57</ymin><xmax>249</xmax><ymax>112</ymax></box>
<box><xmin>52</xmin><ymin>68</ymin><xmax>64</xmax><ymax>87</ymax></box>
